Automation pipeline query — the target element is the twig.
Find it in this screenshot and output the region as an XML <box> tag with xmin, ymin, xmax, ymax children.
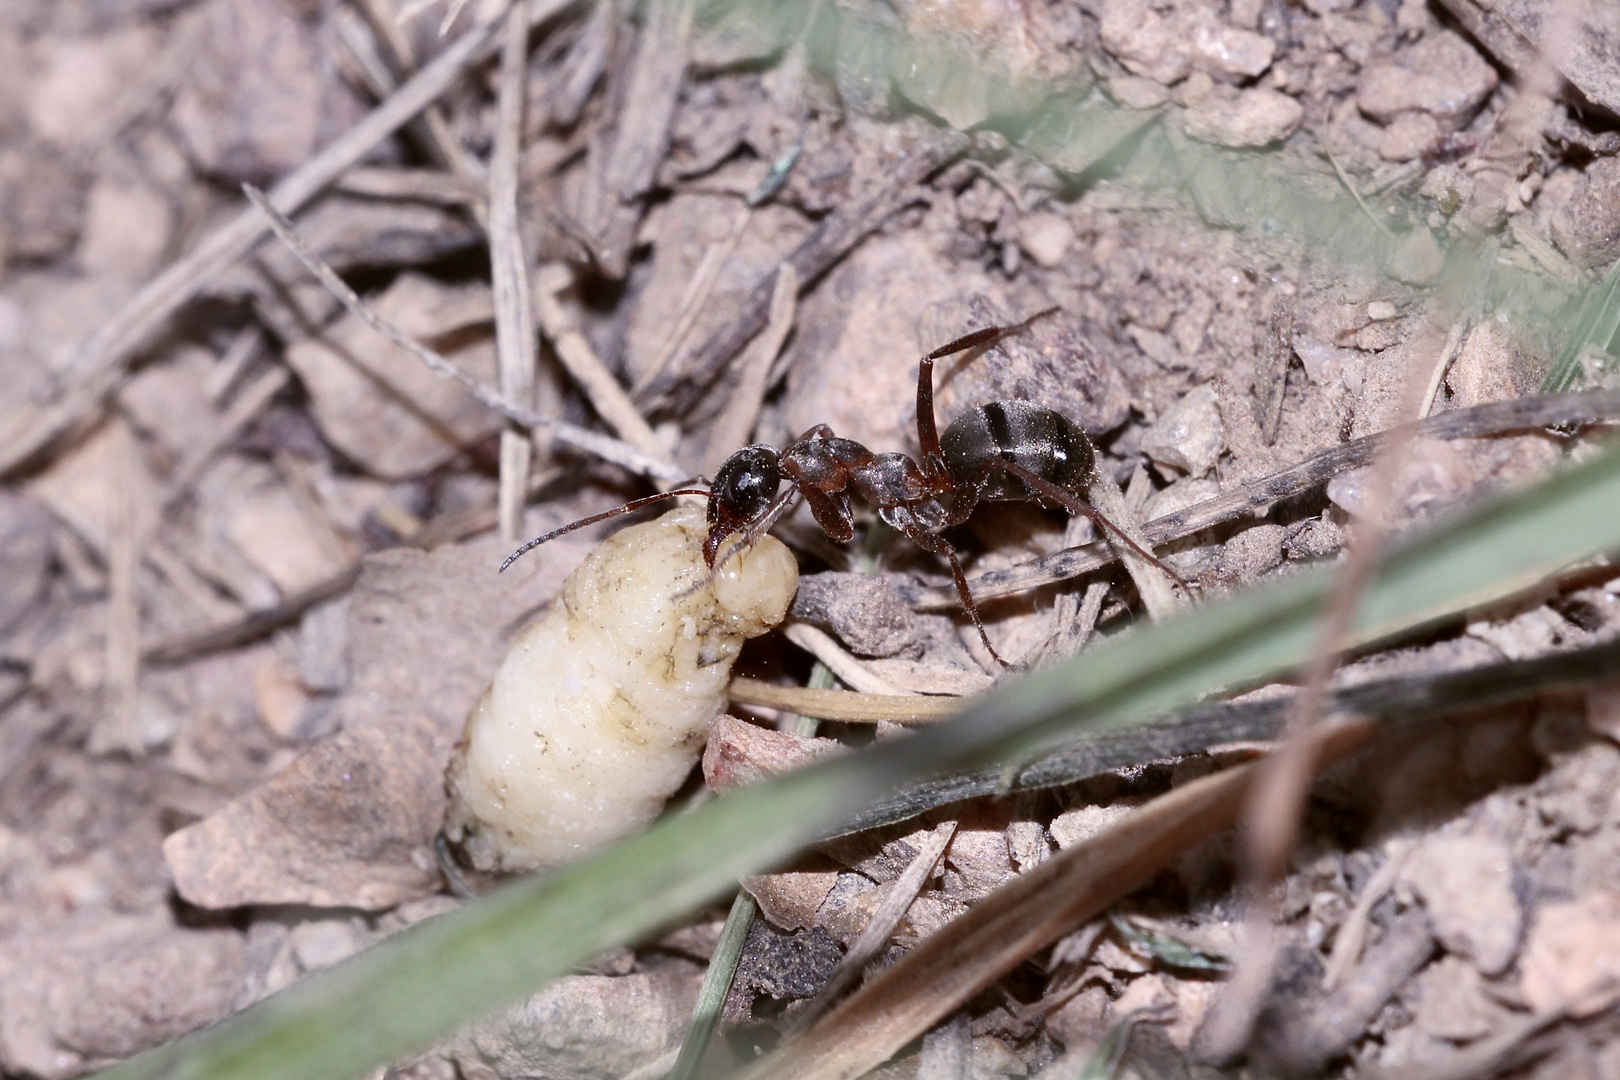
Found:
<box><xmin>0</xmin><ymin>0</ymin><xmax>559</xmax><ymax>478</ymax></box>
<box><xmin>105</xmin><ymin>423</ymin><xmax>144</xmax><ymax>755</ymax></box>
<box><xmin>166</xmin><ymin>365</ymin><xmax>292</xmax><ymax>509</ymax></box>
<box><xmin>243</xmin><ymin>186</ymin><xmax>683</xmax><ymax>484</ymax></box>
<box><xmin>635</xmin><ymin>206</ymin><xmax>752</xmax><ymax>396</ymax></box>
<box><xmin>490</xmin><ymin>1</ymin><xmax>539</xmax><ymax>543</ymax></box>
<box><xmin>834</xmin><ymin>633</ymin><xmax>1620</xmax><ymax>836</ymax></box>
<box><xmin>1321</xmin><ymin>839</ymin><xmax>1414</xmax><ymax>991</ymax></box>
<box><xmin>352</xmin><ymin>0</ymin><xmax>484</xmax><ymax>183</ymax></box>
<box><xmin>701</xmin><ymin>263</ymin><xmax>798</xmax><ymax>474</ymax></box>
<box><xmin>1368</xmin><ymin>982</ymin><xmax>1620</xmax><ymax>1080</ymax></box>
<box><xmin>790</xmin><ymin>822</ymin><xmax>958</xmax><ymax>1032</ymax></box>
<box><xmin>1083</xmin><ymin>465</ymin><xmax>1181</xmax><ymax>620</ymax></box>
<box><xmin>1324</xmin><ymin>147</ymin><xmax>1394</xmax><ymax>238</ymax></box>
<box><xmin>1034</xmin><ymin>580</ymin><xmax>1109</xmax><ymax>668</ymax></box>
<box><xmin>204</xmin><ymin>325</ymin><xmax>266</xmax><ymax>405</ymax></box>
<box><xmin>915</xmin><ymin>389</ymin><xmax>1620</xmax><ymax>608</ymax></box>
<box><xmin>532</xmin><ymin>264</ymin><xmax>675</xmax><ymax>464</ymax></box>
<box><xmin>784</xmin><ymin>623</ymin><xmax>910</xmax><ymax>696</ymax></box>
<box><xmin>1418</xmin><ymin>320</ymin><xmax>1467</xmax><ymax>419</ymax></box>
<box><xmin>334</xmin><ymin>166</ymin><xmax>485</xmax><ymax>206</ymax></box>
<box><xmin>1224</xmin><ymin>264</ymin><xmax>1474</xmax><ymax>1059</ymax></box>
<box><xmin>584</xmin><ymin>0</ymin><xmax>697</xmax><ymax>277</ymax></box>
<box><xmin>143</xmin><ymin>564</ymin><xmax>362</xmax><ymax>666</ymax></box>
<box><xmin>728</xmin><ymin>677</ymin><xmax>961</xmax><ymax>724</ymax></box>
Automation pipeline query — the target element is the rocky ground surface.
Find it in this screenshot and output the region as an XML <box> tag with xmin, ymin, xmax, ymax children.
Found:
<box><xmin>1</xmin><ymin>0</ymin><xmax>1619</xmax><ymax>1077</ymax></box>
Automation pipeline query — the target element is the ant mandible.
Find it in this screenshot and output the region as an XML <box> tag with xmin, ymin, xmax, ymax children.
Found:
<box><xmin>503</xmin><ymin>308</ymin><xmax>1186</xmax><ymax>668</ymax></box>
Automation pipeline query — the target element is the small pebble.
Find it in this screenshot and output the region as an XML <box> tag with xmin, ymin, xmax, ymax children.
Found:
<box><xmin>1357</xmin><ymin>30</ymin><xmax>1497</xmax><ymax>129</ymax></box>
<box><xmin>1377</xmin><ymin>111</ymin><xmax>1439</xmax><ymax>162</ymax></box>
<box><xmin>1099</xmin><ymin>0</ymin><xmax>1194</xmax><ymax>85</ymax></box>
<box><xmin>1142</xmin><ymin>384</ymin><xmax>1226</xmax><ymax>477</ymax></box>
<box><xmin>1018</xmin><ymin>213</ymin><xmax>1075</xmax><ymax>269</ymax></box>
<box><xmin>1181</xmin><ymin>86</ymin><xmax>1303</xmax><ymax>147</ymax></box>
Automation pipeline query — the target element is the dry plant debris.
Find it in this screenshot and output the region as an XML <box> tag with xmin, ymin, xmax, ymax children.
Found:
<box><xmin>0</xmin><ymin>0</ymin><xmax>1619</xmax><ymax>1077</ymax></box>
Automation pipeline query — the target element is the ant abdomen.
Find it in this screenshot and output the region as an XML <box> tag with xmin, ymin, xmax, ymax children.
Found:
<box><xmin>940</xmin><ymin>400</ymin><xmax>1099</xmax><ymax>506</ymax></box>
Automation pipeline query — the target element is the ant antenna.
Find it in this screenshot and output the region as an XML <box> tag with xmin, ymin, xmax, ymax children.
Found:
<box><xmin>500</xmin><ymin>488</ymin><xmax>711</xmax><ymax>572</ymax></box>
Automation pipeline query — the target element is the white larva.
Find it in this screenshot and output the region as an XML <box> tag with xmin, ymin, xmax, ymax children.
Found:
<box><xmin>444</xmin><ymin>504</ymin><xmax>799</xmax><ymax>873</ymax></box>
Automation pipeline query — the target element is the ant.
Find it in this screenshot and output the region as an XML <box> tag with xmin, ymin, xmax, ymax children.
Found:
<box><xmin>503</xmin><ymin>308</ymin><xmax>1187</xmax><ymax>667</ymax></box>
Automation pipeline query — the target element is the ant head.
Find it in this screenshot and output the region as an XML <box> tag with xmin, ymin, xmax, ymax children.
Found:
<box><xmin>709</xmin><ymin>444</ymin><xmax>781</xmax><ymax>531</ymax></box>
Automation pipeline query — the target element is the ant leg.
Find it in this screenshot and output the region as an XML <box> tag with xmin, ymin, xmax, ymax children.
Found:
<box><xmin>501</xmin><ymin>488</ymin><xmax>711</xmax><ymax>572</ymax></box>
<box><xmin>915</xmin><ymin>307</ymin><xmax>1061</xmax><ymax>481</ymax></box>
<box><xmin>916</xmin><ymin>354</ymin><xmax>951</xmax><ymax>484</ymax></box>
<box><xmin>921</xmin><ymin>306</ymin><xmax>1061</xmax><ymax>363</ymax></box>
<box><xmin>891</xmin><ymin>511</ymin><xmax>1009</xmax><ymax>670</ymax></box>
<box><xmin>996</xmin><ymin>462</ymin><xmax>1194</xmax><ymax>593</ymax></box>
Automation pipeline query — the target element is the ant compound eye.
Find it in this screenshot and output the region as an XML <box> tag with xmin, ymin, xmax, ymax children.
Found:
<box><xmin>711</xmin><ymin>445</ymin><xmax>781</xmax><ymax>523</ymax></box>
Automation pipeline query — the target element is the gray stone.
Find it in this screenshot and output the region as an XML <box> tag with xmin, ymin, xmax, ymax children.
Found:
<box><xmin>458</xmin><ymin>971</ymin><xmax>700</xmax><ymax>1080</ymax></box>
<box><xmin>1357</xmin><ymin>30</ymin><xmax>1498</xmax><ymax>129</ymax></box>
<box><xmin>1401</xmin><ymin>834</ymin><xmax>1522</xmax><ymax>976</ymax></box>
<box><xmin>1435</xmin><ymin>0</ymin><xmax>1620</xmax><ymax>117</ymax></box>
<box><xmin>1551</xmin><ymin>156</ymin><xmax>1620</xmax><ymax>271</ymax></box>
<box><xmin>1181</xmin><ymin>87</ymin><xmax>1304</xmax><ymax>147</ymax></box>
<box><xmin>1142</xmin><ymin>384</ymin><xmax>1225</xmax><ymax>477</ymax></box>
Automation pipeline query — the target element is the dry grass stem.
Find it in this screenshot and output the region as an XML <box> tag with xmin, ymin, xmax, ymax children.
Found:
<box><xmin>1322</xmin><ymin>840</ymin><xmax>1415</xmax><ymax>991</ymax></box>
<box><xmin>1221</xmin><ymin>295</ymin><xmax>1464</xmax><ymax>1058</ymax></box>
<box><xmin>0</xmin><ymin>0</ymin><xmax>539</xmax><ymax>477</ymax></box>
<box><xmin>204</xmin><ymin>325</ymin><xmax>266</xmax><ymax>405</ymax></box>
<box><xmin>1325</xmin><ymin>147</ymin><xmax>1395</xmax><ymax>238</ymax></box>
<box><xmin>727</xmin><ymin>677</ymin><xmax>963</xmax><ymax>723</ymax></box>
<box><xmin>104</xmin><ymin>423</ymin><xmax>144</xmax><ymax>755</ymax></box>
<box><xmin>335</xmin><ymin>166</ymin><xmax>486</xmax><ymax>206</ymax></box>
<box><xmin>244</xmin><ymin>187</ymin><xmax>682</xmax><ymax>483</ymax></box>
<box><xmin>166</xmin><ymin>366</ymin><xmax>292</xmax><ymax>509</ymax></box>
<box><xmin>1418</xmin><ymin>320</ymin><xmax>1467</xmax><ymax>418</ymax></box>
<box><xmin>739</xmin><ymin>719</ymin><xmax>1377</xmax><ymax>1080</ymax></box>
<box><xmin>701</xmin><ymin>263</ymin><xmax>798</xmax><ymax>474</ymax></box>
<box><xmin>640</xmin><ymin>131</ymin><xmax>968</xmax><ymax>414</ymax></box>
<box><xmin>1371</xmin><ymin>982</ymin><xmax>1620</xmax><ymax>1080</ymax></box>
<box><xmin>531</xmin><ymin>264</ymin><xmax>674</xmax><ymax>464</ymax></box>
<box><xmin>636</xmin><ymin>205</ymin><xmax>752</xmax><ymax>396</ymax></box>
<box><xmin>143</xmin><ymin>564</ymin><xmax>362</xmax><ymax>666</ymax></box>
<box><xmin>1080</xmin><ymin>464</ymin><xmax>1181</xmax><ymax>620</ymax></box>
<box><xmin>491</xmin><ymin>1</ymin><xmax>539</xmax><ymax>543</ymax></box>
<box><xmin>790</xmin><ymin>822</ymin><xmax>959</xmax><ymax>1032</ymax></box>
<box><xmin>783</xmin><ymin>623</ymin><xmax>911</xmax><ymax>696</ymax></box>
<box><xmin>355</xmin><ymin>0</ymin><xmax>484</xmax><ymax>182</ymax></box>
<box><xmin>584</xmin><ymin>0</ymin><xmax>696</xmax><ymax>276</ymax></box>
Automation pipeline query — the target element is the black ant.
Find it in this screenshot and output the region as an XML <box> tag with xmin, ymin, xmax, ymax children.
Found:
<box><xmin>503</xmin><ymin>308</ymin><xmax>1186</xmax><ymax>667</ymax></box>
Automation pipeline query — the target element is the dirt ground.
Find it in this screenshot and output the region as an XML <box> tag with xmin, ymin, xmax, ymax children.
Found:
<box><xmin>2</xmin><ymin>0</ymin><xmax>1620</xmax><ymax>1076</ymax></box>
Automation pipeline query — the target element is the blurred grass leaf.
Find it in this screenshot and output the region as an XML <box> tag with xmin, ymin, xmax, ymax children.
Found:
<box><xmin>1541</xmin><ymin>258</ymin><xmax>1620</xmax><ymax>393</ymax></box>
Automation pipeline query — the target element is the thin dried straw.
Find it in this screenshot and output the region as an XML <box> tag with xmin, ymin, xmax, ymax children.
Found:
<box><xmin>490</xmin><ymin>1</ymin><xmax>540</xmax><ymax>542</ymax></box>
<box><xmin>242</xmin><ymin>186</ymin><xmax>683</xmax><ymax>484</ymax></box>
<box><xmin>532</xmin><ymin>264</ymin><xmax>674</xmax><ymax>463</ymax></box>
<box><xmin>728</xmin><ymin>677</ymin><xmax>961</xmax><ymax>724</ymax></box>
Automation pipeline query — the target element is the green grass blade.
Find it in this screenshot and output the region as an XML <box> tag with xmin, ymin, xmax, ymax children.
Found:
<box><xmin>1541</xmin><ymin>258</ymin><xmax>1620</xmax><ymax>392</ymax></box>
<box><xmin>100</xmin><ymin>439</ymin><xmax>1620</xmax><ymax>1080</ymax></box>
